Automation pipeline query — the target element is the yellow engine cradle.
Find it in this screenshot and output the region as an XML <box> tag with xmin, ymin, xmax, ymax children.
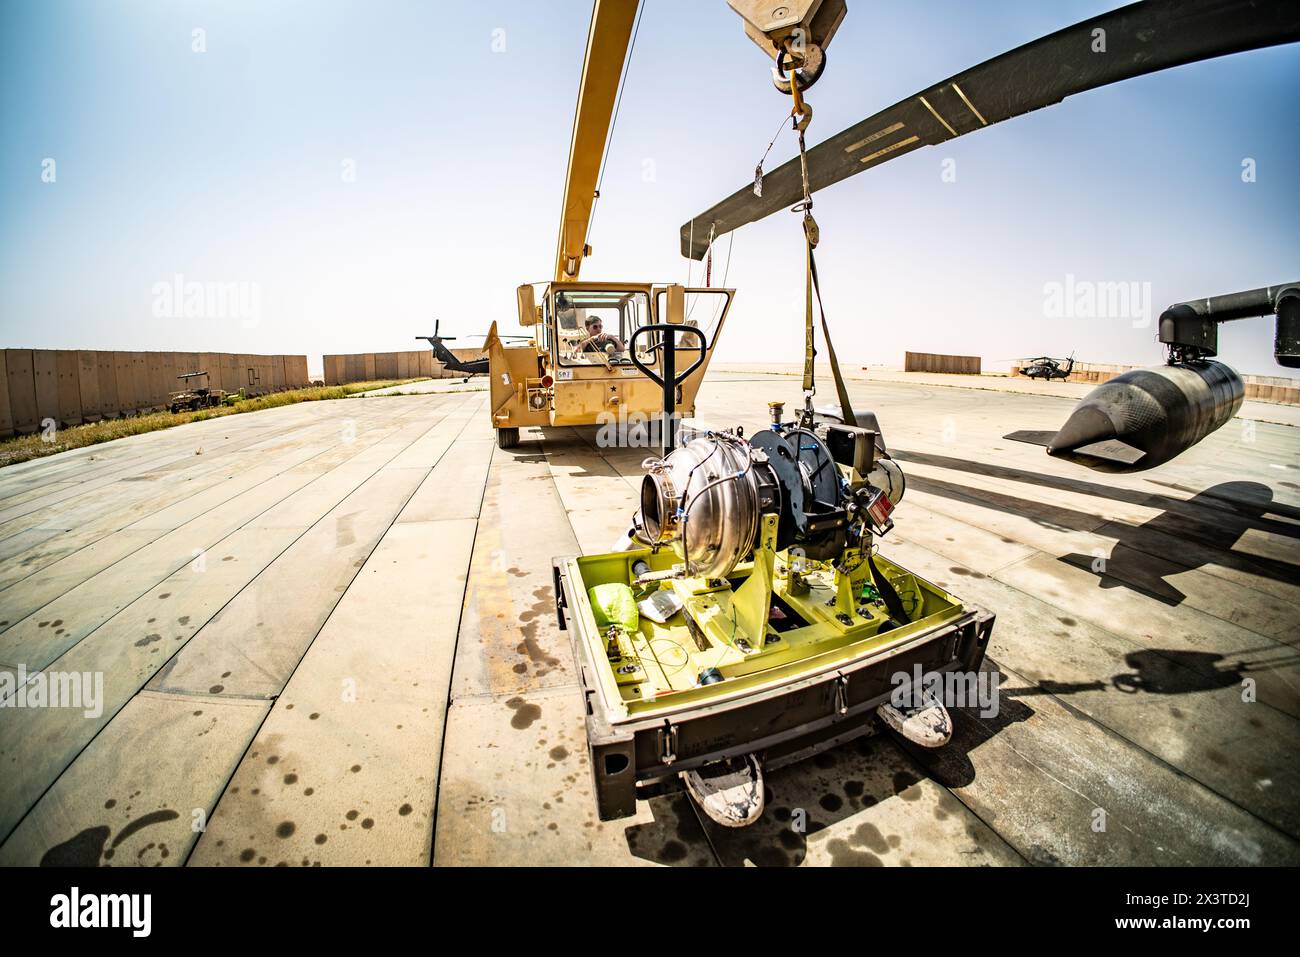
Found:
<box><xmin>566</xmin><ymin>522</ymin><xmax>967</xmax><ymax>723</ymax></box>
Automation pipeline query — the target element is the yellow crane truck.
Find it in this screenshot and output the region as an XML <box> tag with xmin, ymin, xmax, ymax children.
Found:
<box><xmin>485</xmin><ymin>0</ymin><xmax>845</xmax><ymax>448</ymax></box>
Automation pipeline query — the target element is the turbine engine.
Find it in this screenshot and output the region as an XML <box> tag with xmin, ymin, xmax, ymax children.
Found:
<box><xmin>634</xmin><ymin>414</ymin><xmax>904</xmax><ymax>579</ymax></box>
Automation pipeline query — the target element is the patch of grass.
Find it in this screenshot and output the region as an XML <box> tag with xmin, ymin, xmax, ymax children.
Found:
<box><xmin>0</xmin><ymin>378</ymin><xmax>429</xmax><ymax>469</ymax></box>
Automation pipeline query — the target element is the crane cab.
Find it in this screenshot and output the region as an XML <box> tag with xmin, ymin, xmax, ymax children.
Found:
<box><xmin>485</xmin><ymin>282</ymin><xmax>732</xmax><ymax>448</ymax></box>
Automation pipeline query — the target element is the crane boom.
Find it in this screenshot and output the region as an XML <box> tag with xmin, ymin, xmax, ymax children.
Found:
<box><xmin>553</xmin><ymin>0</ymin><xmax>640</xmax><ymax>284</ymax></box>
<box><xmin>490</xmin><ymin>0</ymin><xmax>835</xmax><ymax>448</ymax></box>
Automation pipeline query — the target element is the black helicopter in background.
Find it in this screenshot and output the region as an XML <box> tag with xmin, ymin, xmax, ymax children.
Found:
<box><xmin>415</xmin><ymin>321</ymin><xmax>528</xmax><ymax>379</ymax></box>
<box><xmin>1018</xmin><ymin>353</ymin><xmax>1075</xmax><ymax>381</ymax></box>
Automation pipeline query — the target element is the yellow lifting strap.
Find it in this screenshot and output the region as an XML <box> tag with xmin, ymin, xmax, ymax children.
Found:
<box><xmin>808</xmin><ymin>245</ymin><xmax>857</xmax><ymax>428</ymax></box>
<box><xmin>802</xmin><ymin>229</ymin><xmax>816</xmax><ymax>391</ymax></box>
<box><xmin>790</xmin><ymin>82</ymin><xmax>857</xmax><ymax>426</ymax></box>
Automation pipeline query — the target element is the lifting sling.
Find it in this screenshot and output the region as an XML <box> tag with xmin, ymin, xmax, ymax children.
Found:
<box><xmin>785</xmin><ymin>82</ymin><xmax>857</xmax><ymax>429</ymax></box>
<box><xmin>786</xmin><ymin>82</ymin><xmax>908</xmax><ymax>624</ymax></box>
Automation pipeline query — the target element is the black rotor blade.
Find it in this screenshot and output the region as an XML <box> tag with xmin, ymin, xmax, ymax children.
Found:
<box><xmin>681</xmin><ymin>0</ymin><xmax>1300</xmax><ymax>259</ymax></box>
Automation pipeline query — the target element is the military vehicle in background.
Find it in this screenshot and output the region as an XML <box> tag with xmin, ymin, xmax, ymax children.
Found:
<box><xmin>168</xmin><ymin>371</ymin><xmax>227</xmax><ymax>414</ymax></box>
<box><xmin>1018</xmin><ymin>354</ymin><xmax>1075</xmax><ymax>381</ymax></box>
<box><xmin>417</xmin><ymin>321</ymin><xmax>531</xmax><ymax>382</ymax></box>
<box><xmin>417</xmin><ymin>321</ymin><xmax>488</xmax><ymax>377</ymax></box>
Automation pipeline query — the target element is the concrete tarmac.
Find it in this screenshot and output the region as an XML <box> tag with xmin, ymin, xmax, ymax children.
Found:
<box><xmin>1</xmin><ymin>372</ymin><xmax>1297</xmax><ymax>866</ymax></box>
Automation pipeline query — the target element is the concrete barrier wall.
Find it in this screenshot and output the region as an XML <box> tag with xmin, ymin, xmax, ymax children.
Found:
<box><xmin>34</xmin><ymin>350</ymin><xmax>60</xmax><ymax>427</ymax></box>
<box><xmin>0</xmin><ymin>353</ymin><xmax>10</xmax><ymax>437</ymax></box>
<box><xmin>218</xmin><ymin>354</ymin><xmax>237</xmax><ymax>394</ymax></box>
<box><xmin>0</xmin><ymin>349</ymin><xmax>310</xmax><ymax>437</ymax></box>
<box><xmin>6</xmin><ymin>350</ymin><xmax>37</xmax><ymax>435</ymax></box>
<box><xmin>131</xmin><ymin>352</ymin><xmax>150</xmax><ymax>412</ymax></box>
<box><xmin>322</xmin><ymin>350</ymin><xmax>436</xmax><ymax>386</ymax></box>
<box><xmin>1010</xmin><ymin>359</ymin><xmax>1300</xmax><ymax>405</ymax></box>
<box><xmin>904</xmin><ymin>351</ymin><xmax>981</xmax><ymax>374</ymax></box>
<box><xmin>146</xmin><ymin>353</ymin><xmax>168</xmax><ymax>410</ymax></box>
<box><xmin>236</xmin><ymin>354</ymin><xmax>256</xmax><ymax>394</ymax></box>
<box><xmin>111</xmin><ymin>353</ymin><xmax>132</xmax><ymax>412</ymax></box>
<box><xmin>95</xmin><ymin>351</ymin><xmax>117</xmax><ymax>420</ymax></box>
<box><xmin>76</xmin><ymin>351</ymin><xmax>100</xmax><ymax>422</ymax></box>
<box><xmin>56</xmin><ymin>351</ymin><xmax>83</xmax><ymax>425</ymax></box>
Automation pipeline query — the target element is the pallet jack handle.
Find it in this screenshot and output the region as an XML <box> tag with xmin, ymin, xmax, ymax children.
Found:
<box><xmin>628</xmin><ymin>323</ymin><xmax>710</xmax><ymax>455</ymax></box>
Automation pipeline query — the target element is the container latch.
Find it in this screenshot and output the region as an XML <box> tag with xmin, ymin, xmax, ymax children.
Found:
<box><xmin>833</xmin><ymin>672</ymin><xmax>850</xmax><ymax>715</ymax></box>
<box><xmin>658</xmin><ymin>719</ymin><xmax>679</xmax><ymax>765</ymax></box>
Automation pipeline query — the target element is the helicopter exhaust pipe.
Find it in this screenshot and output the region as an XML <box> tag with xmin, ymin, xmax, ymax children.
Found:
<box><xmin>1040</xmin><ymin>361</ymin><xmax>1244</xmax><ymax>473</ymax></box>
<box><xmin>1158</xmin><ymin>283</ymin><xmax>1300</xmax><ymax>366</ymax></box>
<box><xmin>1276</xmin><ymin>288</ymin><xmax>1300</xmax><ymax>369</ymax></box>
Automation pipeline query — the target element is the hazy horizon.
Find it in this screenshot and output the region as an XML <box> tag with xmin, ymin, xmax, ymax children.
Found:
<box><xmin>2</xmin><ymin>0</ymin><xmax>1297</xmax><ymax>376</ymax></box>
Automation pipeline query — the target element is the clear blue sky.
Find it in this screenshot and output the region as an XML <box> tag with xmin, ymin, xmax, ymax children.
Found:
<box><xmin>2</xmin><ymin>0</ymin><xmax>1297</xmax><ymax>375</ymax></box>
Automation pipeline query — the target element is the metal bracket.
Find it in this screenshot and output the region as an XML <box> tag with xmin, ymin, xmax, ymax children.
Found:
<box><xmin>551</xmin><ymin>563</ymin><xmax>568</xmax><ymax>631</ymax></box>
<box><xmin>833</xmin><ymin>672</ymin><xmax>849</xmax><ymax>715</ymax></box>
<box><xmin>658</xmin><ymin>719</ymin><xmax>679</xmax><ymax>765</ymax></box>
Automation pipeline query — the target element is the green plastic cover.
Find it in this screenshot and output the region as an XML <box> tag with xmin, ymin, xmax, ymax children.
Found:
<box><xmin>588</xmin><ymin>582</ymin><xmax>639</xmax><ymax>632</ymax></box>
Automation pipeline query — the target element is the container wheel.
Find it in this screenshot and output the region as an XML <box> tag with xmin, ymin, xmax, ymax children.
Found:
<box><xmin>496</xmin><ymin>427</ymin><xmax>520</xmax><ymax>449</ymax></box>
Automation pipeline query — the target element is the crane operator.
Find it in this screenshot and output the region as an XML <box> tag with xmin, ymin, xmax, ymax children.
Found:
<box><xmin>578</xmin><ymin>315</ymin><xmax>625</xmax><ymax>356</ymax></box>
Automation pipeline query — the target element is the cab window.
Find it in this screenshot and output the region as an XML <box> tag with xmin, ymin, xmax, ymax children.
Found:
<box><xmin>554</xmin><ymin>290</ymin><xmax>655</xmax><ymax>367</ymax></box>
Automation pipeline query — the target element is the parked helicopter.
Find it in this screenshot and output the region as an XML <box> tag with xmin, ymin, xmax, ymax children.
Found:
<box><xmin>416</xmin><ymin>321</ymin><xmax>527</xmax><ymax>381</ymax></box>
<box><xmin>1018</xmin><ymin>354</ymin><xmax>1075</xmax><ymax>381</ymax></box>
